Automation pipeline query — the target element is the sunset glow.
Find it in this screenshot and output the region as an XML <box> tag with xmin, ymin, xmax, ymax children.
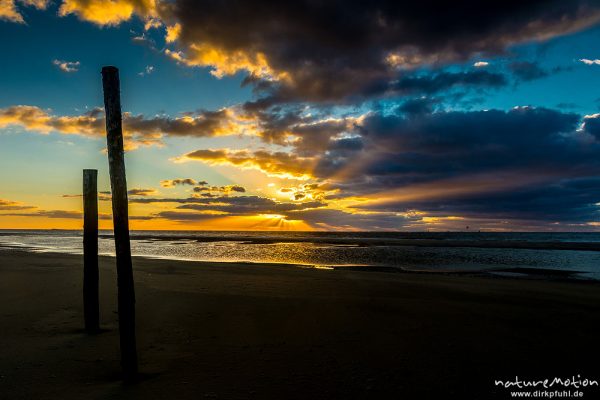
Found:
<box><xmin>2</xmin><ymin>1</ymin><xmax>600</xmax><ymax>231</ymax></box>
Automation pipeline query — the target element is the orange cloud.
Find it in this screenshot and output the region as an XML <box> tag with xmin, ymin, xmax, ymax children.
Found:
<box><xmin>52</xmin><ymin>59</ymin><xmax>80</xmax><ymax>73</ymax></box>
<box><xmin>176</xmin><ymin>148</ymin><xmax>316</xmax><ymax>179</ymax></box>
<box><xmin>164</xmin><ymin>22</ymin><xmax>180</xmax><ymax>43</ymax></box>
<box><xmin>0</xmin><ymin>198</ymin><xmax>36</xmax><ymax>211</ymax></box>
<box><xmin>58</xmin><ymin>0</ymin><xmax>158</xmax><ymax>26</ymax></box>
<box><xmin>0</xmin><ymin>105</ymin><xmax>102</xmax><ymax>136</ymax></box>
<box><xmin>165</xmin><ymin>44</ymin><xmax>285</xmax><ymax>80</ymax></box>
<box><xmin>0</xmin><ymin>0</ymin><xmax>48</xmax><ymax>23</ymax></box>
<box><xmin>0</xmin><ymin>105</ymin><xmax>256</xmax><ymax>150</ymax></box>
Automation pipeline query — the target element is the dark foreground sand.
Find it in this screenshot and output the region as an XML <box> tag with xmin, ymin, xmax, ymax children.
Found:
<box><xmin>0</xmin><ymin>250</ymin><xmax>599</xmax><ymax>399</ymax></box>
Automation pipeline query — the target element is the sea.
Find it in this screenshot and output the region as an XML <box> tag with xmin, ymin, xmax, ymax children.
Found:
<box><xmin>1</xmin><ymin>230</ymin><xmax>599</xmax><ymax>280</ymax></box>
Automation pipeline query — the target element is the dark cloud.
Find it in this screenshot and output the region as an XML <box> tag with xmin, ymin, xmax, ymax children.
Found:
<box><xmin>98</xmin><ymin>191</ymin><xmax>112</xmax><ymax>201</ymax></box>
<box><xmin>145</xmin><ymin>194</ymin><xmax>415</xmax><ymax>229</ymax></box>
<box><xmin>172</xmin><ymin>0</ymin><xmax>600</xmax><ymax>101</ymax></box>
<box><xmin>160</xmin><ymin>178</ymin><xmax>198</xmax><ymax>187</ymax></box>
<box><xmin>357</xmin><ymin>177</ymin><xmax>600</xmax><ymax>223</ymax></box>
<box><xmin>508</xmin><ymin>61</ymin><xmax>549</xmax><ymax>81</ymax></box>
<box><xmin>555</xmin><ymin>102</ymin><xmax>579</xmax><ymax>110</ymax></box>
<box><xmin>124</xmin><ymin>108</ymin><xmax>233</xmax><ymax>138</ymax></box>
<box><xmin>180</xmin><ymin>105</ymin><xmax>600</xmax><ymax>226</ymax></box>
<box><xmin>317</xmin><ymin>107</ymin><xmax>600</xmax><ymax>223</ymax></box>
<box><xmin>151</xmin><ymin>211</ymin><xmax>221</xmax><ymax>221</ymax></box>
<box><xmin>384</xmin><ymin>70</ymin><xmax>508</xmax><ymax>96</ymax></box>
<box><xmin>397</xmin><ymin>98</ymin><xmax>438</xmax><ymax>116</ymax></box>
<box><xmin>129</xmin><ymin>215</ymin><xmax>157</xmax><ymax>220</ymax></box>
<box><xmin>228</xmin><ymin>185</ymin><xmax>246</xmax><ymax>193</ymax></box>
<box><xmin>582</xmin><ymin>114</ymin><xmax>600</xmax><ymax>140</ymax></box>
<box><xmin>286</xmin><ymin>208</ymin><xmax>417</xmax><ymax>230</ymax></box>
<box><xmin>148</xmin><ymin>102</ymin><xmax>600</xmax><ymax>227</ymax></box>
<box><xmin>192</xmin><ymin>184</ymin><xmax>246</xmax><ymax>194</ymax></box>
<box><xmin>131</xmin><ymin>195</ymin><xmax>326</xmax><ymax>217</ymax></box>
<box><xmin>128</xmin><ymin>188</ymin><xmax>158</xmax><ymax>196</ymax></box>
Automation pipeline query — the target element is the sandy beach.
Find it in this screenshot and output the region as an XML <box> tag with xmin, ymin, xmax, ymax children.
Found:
<box><xmin>0</xmin><ymin>249</ymin><xmax>598</xmax><ymax>399</ymax></box>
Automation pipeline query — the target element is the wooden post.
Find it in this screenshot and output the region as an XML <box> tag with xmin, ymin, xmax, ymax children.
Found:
<box><xmin>101</xmin><ymin>66</ymin><xmax>138</xmax><ymax>381</ymax></box>
<box><xmin>83</xmin><ymin>169</ymin><xmax>100</xmax><ymax>333</ymax></box>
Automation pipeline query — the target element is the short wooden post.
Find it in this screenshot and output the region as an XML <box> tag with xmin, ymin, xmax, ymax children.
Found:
<box><xmin>101</xmin><ymin>66</ymin><xmax>138</xmax><ymax>381</ymax></box>
<box><xmin>83</xmin><ymin>169</ymin><xmax>99</xmax><ymax>333</ymax></box>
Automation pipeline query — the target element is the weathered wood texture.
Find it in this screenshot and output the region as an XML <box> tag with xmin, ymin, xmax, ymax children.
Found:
<box><xmin>101</xmin><ymin>66</ymin><xmax>138</xmax><ymax>381</ymax></box>
<box><xmin>83</xmin><ymin>169</ymin><xmax>99</xmax><ymax>333</ymax></box>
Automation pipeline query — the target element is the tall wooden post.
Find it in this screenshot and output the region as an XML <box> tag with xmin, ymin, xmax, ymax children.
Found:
<box><xmin>83</xmin><ymin>169</ymin><xmax>99</xmax><ymax>333</ymax></box>
<box><xmin>101</xmin><ymin>66</ymin><xmax>138</xmax><ymax>381</ymax></box>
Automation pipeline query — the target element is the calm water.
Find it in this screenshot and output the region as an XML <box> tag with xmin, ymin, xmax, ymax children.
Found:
<box><xmin>1</xmin><ymin>230</ymin><xmax>600</xmax><ymax>280</ymax></box>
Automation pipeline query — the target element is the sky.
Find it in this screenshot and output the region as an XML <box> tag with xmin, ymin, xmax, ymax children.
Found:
<box><xmin>1</xmin><ymin>0</ymin><xmax>600</xmax><ymax>231</ymax></box>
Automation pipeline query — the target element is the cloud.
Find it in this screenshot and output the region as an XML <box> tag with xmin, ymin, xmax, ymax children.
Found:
<box><xmin>130</xmin><ymin>194</ymin><xmax>326</xmax><ymax>218</ymax></box>
<box><xmin>1</xmin><ymin>209</ymin><xmax>117</xmax><ymax>219</ymax></box>
<box><xmin>227</xmin><ymin>185</ymin><xmax>245</xmax><ymax>193</ymax></box>
<box><xmin>330</xmin><ymin>107</ymin><xmax>600</xmax><ymax>224</ymax></box>
<box><xmin>285</xmin><ymin>208</ymin><xmax>416</xmax><ymax>231</ymax></box>
<box><xmin>2</xmin><ymin>209</ymin><xmax>80</xmax><ymax>218</ymax></box>
<box><xmin>24</xmin><ymin>210</ymin><xmax>84</xmax><ymax>218</ymax></box>
<box><xmin>169</xmin><ymin>105</ymin><xmax>600</xmax><ymax>227</ymax></box>
<box><xmin>0</xmin><ymin>105</ymin><xmax>256</xmax><ymax>149</ymax></box>
<box><xmin>0</xmin><ymin>105</ymin><xmax>105</xmax><ymax>136</ymax></box>
<box><xmin>164</xmin><ymin>43</ymin><xmax>281</xmax><ymax>80</ymax></box>
<box><xmin>356</xmin><ymin>177</ymin><xmax>600</xmax><ymax>224</ymax></box>
<box><xmin>128</xmin><ymin>192</ymin><xmax>413</xmax><ymax>230</ymax></box>
<box><xmin>192</xmin><ymin>184</ymin><xmax>246</xmax><ymax>194</ymax></box>
<box><xmin>0</xmin><ymin>0</ymin><xmax>26</xmax><ymax>22</ymax></box>
<box><xmin>57</xmin><ymin>0</ymin><xmax>160</xmax><ymax>26</ymax></box>
<box><xmin>385</xmin><ymin>70</ymin><xmax>508</xmax><ymax>96</ymax></box>
<box><xmin>166</xmin><ymin>0</ymin><xmax>600</xmax><ymax>101</ymax></box>
<box><xmin>160</xmin><ymin>178</ymin><xmax>197</xmax><ymax>187</ymax></box>
<box><xmin>347</xmin><ymin>107</ymin><xmax>584</xmax><ymax>183</ymax></box>
<box><xmin>52</xmin><ymin>59</ymin><xmax>80</xmax><ymax>73</ymax></box>
<box><xmin>165</xmin><ymin>22</ymin><xmax>180</xmax><ymax>43</ymax></box>
<box><xmin>0</xmin><ymin>198</ymin><xmax>36</xmax><ymax>211</ymax></box>
<box><xmin>9</xmin><ymin>1</ymin><xmax>598</xmax><ymax>104</ymax></box>
<box><xmin>127</xmin><ymin>188</ymin><xmax>157</xmax><ymax>196</ymax></box>
<box><xmin>397</xmin><ymin>98</ymin><xmax>438</xmax><ymax>116</ymax></box>
<box><xmin>508</xmin><ymin>61</ymin><xmax>548</xmax><ymax>81</ymax></box>
<box><xmin>3</xmin><ymin>1</ymin><xmax>600</xmax><ymax>230</ymax></box>
<box><xmin>0</xmin><ymin>0</ymin><xmax>48</xmax><ymax>23</ymax></box>
<box><xmin>138</xmin><ymin>65</ymin><xmax>154</xmax><ymax>76</ymax></box>
<box><xmin>581</xmin><ymin>113</ymin><xmax>600</xmax><ymax>140</ymax></box>
<box><xmin>176</xmin><ymin>148</ymin><xmax>316</xmax><ymax>179</ymax></box>
<box><xmin>277</xmin><ymin>183</ymin><xmax>334</xmax><ymax>202</ymax></box>
<box><xmin>114</xmin><ymin>107</ymin><xmax>257</xmax><ymax>142</ymax></box>
<box><xmin>579</xmin><ymin>58</ymin><xmax>600</xmax><ymax>65</ymax></box>
<box><xmin>150</xmin><ymin>211</ymin><xmax>219</xmax><ymax>221</ymax></box>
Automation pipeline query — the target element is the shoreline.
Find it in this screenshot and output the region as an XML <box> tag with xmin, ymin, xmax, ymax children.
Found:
<box><xmin>0</xmin><ymin>246</ymin><xmax>596</xmax><ymax>282</ymax></box>
<box><xmin>3</xmin><ymin>230</ymin><xmax>600</xmax><ymax>252</ymax></box>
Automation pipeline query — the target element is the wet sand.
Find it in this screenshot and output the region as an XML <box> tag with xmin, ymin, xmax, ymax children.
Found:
<box><xmin>0</xmin><ymin>249</ymin><xmax>598</xmax><ymax>399</ymax></box>
<box><xmin>101</xmin><ymin>233</ymin><xmax>600</xmax><ymax>251</ymax></box>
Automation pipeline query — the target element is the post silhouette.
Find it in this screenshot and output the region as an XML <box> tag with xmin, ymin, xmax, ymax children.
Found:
<box><xmin>83</xmin><ymin>169</ymin><xmax>99</xmax><ymax>333</ymax></box>
<box><xmin>101</xmin><ymin>66</ymin><xmax>138</xmax><ymax>381</ymax></box>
